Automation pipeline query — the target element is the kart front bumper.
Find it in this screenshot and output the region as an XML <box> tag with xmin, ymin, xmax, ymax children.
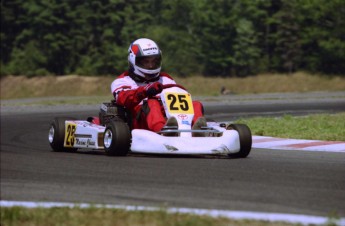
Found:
<box><xmin>130</xmin><ymin>129</ymin><xmax>240</xmax><ymax>155</ymax></box>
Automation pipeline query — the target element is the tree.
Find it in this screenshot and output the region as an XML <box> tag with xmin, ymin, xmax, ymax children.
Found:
<box><xmin>147</xmin><ymin>0</ymin><xmax>201</xmax><ymax>76</ymax></box>
<box><xmin>230</xmin><ymin>0</ymin><xmax>267</xmax><ymax>76</ymax></box>
<box><xmin>1</xmin><ymin>0</ymin><xmax>344</xmax><ymax>76</ymax></box>
<box><xmin>299</xmin><ymin>0</ymin><xmax>345</xmax><ymax>74</ymax></box>
<box><xmin>272</xmin><ymin>0</ymin><xmax>302</xmax><ymax>74</ymax></box>
<box><xmin>1</xmin><ymin>0</ymin><xmax>29</xmax><ymax>75</ymax></box>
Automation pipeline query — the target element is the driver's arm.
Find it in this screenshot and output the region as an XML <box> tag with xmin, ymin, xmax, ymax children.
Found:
<box><xmin>114</xmin><ymin>86</ymin><xmax>147</xmax><ymax>109</ymax></box>
<box><xmin>111</xmin><ymin>81</ymin><xmax>162</xmax><ymax>109</ymax></box>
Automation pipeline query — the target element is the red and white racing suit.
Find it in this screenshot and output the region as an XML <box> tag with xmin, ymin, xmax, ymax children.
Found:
<box><xmin>111</xmin><ymin>71</ymin><xmax>204</xmax><ymax>132</ymax></box>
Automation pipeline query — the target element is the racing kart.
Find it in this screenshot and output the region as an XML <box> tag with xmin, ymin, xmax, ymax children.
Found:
<box><xmin>48</xmin><ymin>84</ymin><xmax>252</xmax><ymax>158</ymax></box>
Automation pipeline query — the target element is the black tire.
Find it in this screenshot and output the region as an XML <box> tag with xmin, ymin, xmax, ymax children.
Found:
<box><xmin>103</xmin><ymin>119</ymin><xmax>131</xmax><ymax>156</ymax></box>
<box><xmin>48</xmin><ymin>117</ymin><xmax>78</xmax><ymax>152</ymax></box>
<box><xmin>227</xmin><ymin>124</ymin><xmax>252</xmax><ymax>158</ymax></box>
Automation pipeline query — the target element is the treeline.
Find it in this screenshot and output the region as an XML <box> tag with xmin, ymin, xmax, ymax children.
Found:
<box><xmin>1</xmin><ymin>0</ymin><xmax>345</xmax><ymax>77</ymax></box>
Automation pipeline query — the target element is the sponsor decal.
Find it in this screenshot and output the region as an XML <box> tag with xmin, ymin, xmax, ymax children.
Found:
<box><xmin>76</xmin><ymin>138</ymin><xmax>96</xmax><ymax>147</ymax></box>
<box><xmin>177</xmin><ymin>114</ymin><xmax>188</xmax><ymax>120</ymax></box>
<box><xmin>143</xmin><ymin>47</ymin><xmax>158</xmax><ymax>51</ymax></box>
<box><xmin>87</xmin><ymin>140</ymin><xmax>96</xmax><ymax>146</ymax></box>
<box><xmin>182</xmin><ymin>120</ymin><xmax>190</xmax><ymax>125</ymax></box>
<box><xmin>76</xmin><ymin>138</ymin><xmax>86</xmax><ymax>146</ymax></box>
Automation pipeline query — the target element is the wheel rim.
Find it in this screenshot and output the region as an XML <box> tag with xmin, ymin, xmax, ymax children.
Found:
<box><xmin>104</xmin><ymin>129</ymin><xmax>113</xmax><ymax>149</ymax></box>
<box><xmin>48</xmin><ymin>126</ymin><xmax>55</xmax><ymax>143</ymax></box>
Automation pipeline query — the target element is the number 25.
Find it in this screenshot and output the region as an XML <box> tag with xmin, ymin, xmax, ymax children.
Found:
<box><xmin>167</xmin><ymin>94</ymin><xmax>189</xmax><ymax>111</ymax></box>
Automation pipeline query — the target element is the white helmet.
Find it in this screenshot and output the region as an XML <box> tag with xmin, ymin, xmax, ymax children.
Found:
<box><xmin>128</xmin><ymin>38</ymin><xmax>162</xmax><ymax>81</ymax></box>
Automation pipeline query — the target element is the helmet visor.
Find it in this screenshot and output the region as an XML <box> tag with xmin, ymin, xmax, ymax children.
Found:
<box><xmin>136</xmin><ymin>55</ymin><xmax>161</xmax><ymax>70</ymax></box>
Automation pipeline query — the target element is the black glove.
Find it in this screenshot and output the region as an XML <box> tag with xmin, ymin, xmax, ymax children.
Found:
<box><xmin>144</xmin><ymin>82</ymin><xmax>163</xmax><ymax>97</ymax></box>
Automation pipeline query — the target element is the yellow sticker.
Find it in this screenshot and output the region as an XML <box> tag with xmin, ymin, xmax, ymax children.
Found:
<box><xmin>164</xmin><ymin>92</ymin><xmax>194</xmax><ymax>114</ymax></box>
<box><xmin>64</xmin><ymin>122</ymin><xmax>76</xmax><ymax>147</ymax></box>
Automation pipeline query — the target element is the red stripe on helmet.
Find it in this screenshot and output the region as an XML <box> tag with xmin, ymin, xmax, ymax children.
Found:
<box><xmin>131</xmin><ymin>44</ymin><xmax>139</xmax><ymax>55</ymax></box>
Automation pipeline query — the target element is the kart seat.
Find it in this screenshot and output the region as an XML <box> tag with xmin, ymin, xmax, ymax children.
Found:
<box><xmin>86</xmin><ymin>116</ymin><xmax>101</xmax><ymax>125</ymax></box>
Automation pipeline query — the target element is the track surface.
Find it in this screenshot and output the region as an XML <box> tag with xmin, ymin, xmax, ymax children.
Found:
<box><xmin>1</xmin><ymin>92</ymin><xmax>345</xmax><ymax>217</ymax></box>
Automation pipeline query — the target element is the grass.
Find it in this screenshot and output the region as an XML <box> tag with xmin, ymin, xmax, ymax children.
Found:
<box><xmin>1</xmin><ymin>72</ymin><xmax>345</xmax><ymax>99</ymax></box>
<box><xmin>236</xmin><ymin>113</ymin><xmax>345</xmax><ymax>141</ymax></box>
<box><xmin>0</xmin><ymin>206</ymin><xmax>313</xmax><ymax>226</ymax></box>
<box><xmin>177</xmin><ymin>72</ymin><xmax>345</xmax><ymax>96</ymax></box>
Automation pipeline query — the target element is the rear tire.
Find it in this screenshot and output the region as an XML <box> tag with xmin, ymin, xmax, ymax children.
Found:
<box><xmin>48</xmin><ymin>117</ymin><xmax>78</xmax><ymax>152</ymax></box>
<box><xmin>227</xmin><ymin>124</ymin><xmax>252</xmax><ymax>158</ymax></box>
<box><xmin>103</xmin><ymin>119</ymin><xmax>131</xmax><ymax>156</ymax></box>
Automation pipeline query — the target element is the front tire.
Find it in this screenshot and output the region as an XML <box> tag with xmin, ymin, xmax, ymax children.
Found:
<box><xmin>103</xmin><ymin>119</ymin><xmax>131</xmax><ymax>156</ymax></box>
<box><xmin>227</xmin><ymin>124</ymin><xmax>252</xmax><ymax>158</ymax></box>
<box><xmin>48</xmin><ymin>117</ymin><xmax>78</xmax><ymax>152</ymax></box>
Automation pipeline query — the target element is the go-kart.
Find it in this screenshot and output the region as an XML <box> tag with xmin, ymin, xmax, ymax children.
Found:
<box><xmin>48</xmin><ymin>84</ymin><xmax>252</xmax><ymax>158</ymax></box>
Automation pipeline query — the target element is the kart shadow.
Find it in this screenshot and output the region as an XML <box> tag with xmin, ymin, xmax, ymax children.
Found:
<box><xmin>127</xmin><ymin>153</ymin><xmax>231</xmax><ymax>159</ymax></box>
<box><xmin>53</xmin><ymin>149</ymin><xmax>242</xmax><ymax>159</ymax></box>
<box><xmin>73</xmin><ymin>150</ymin><xmax>231</xmax><ymax>159</ymax></box>
<box><xmin>75</xmin><ymin>149</ymin><xmax>107</xmax><ymax>156</ymax></box>
<box><xmin>52</xmin><ymin>149</ymin><xmax>241</xmax><ymax>159</ymax></box>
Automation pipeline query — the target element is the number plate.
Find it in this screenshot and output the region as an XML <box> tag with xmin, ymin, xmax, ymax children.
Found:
<box><xmin>64</xmin><ymin>122</ymin><xmax>76</xmax><ymax>147</ymax></box>
<box><xmin>164</xmin><ymin>92</ymin><xmax>194</xmax><ymax>114</ymax></box>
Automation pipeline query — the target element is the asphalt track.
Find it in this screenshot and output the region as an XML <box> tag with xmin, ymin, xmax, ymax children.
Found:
<box><xmin>1</xmin><ymin>92</ymin><xmax>345</xmax><ymax>219</ymax></box>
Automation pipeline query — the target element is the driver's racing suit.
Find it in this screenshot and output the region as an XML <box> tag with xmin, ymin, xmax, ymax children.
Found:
<box><xmin>111</xmin><ymin>71</ymin><xmax>204</xmax><ymax>132</ymax></box>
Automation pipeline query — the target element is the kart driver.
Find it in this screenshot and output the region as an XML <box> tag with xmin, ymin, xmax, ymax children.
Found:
<box><xmin>111</xmin><ymin>38</ymin><xmax>207</xmax><ymax>136</ymax></box>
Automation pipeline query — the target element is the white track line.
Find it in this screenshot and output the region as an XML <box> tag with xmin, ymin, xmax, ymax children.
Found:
<box><xmin>1</xmin><ymin>200</ymin><xmax>344</xmax><ymax>226</ymax></box>
<box><xmin>252</xmin><ymin>136</ymin><xmax>345</xmax><ymax>153</ymax></box>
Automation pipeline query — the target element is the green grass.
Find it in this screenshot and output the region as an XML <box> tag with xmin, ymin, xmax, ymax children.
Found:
<box><xmin>0</xmin><ymin>206</ymin><xmax>307</xmax><ymax>226</ymax></box>
<box><xmin>1</xmin><ymin>72</ymin><xmax>345</xmax><ymax>99</ymax></box>
<box><xmin>236</xmin><ymin>113</ymin><xmax>345</xmax><ymax>141</ymax></box>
